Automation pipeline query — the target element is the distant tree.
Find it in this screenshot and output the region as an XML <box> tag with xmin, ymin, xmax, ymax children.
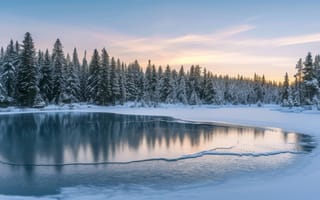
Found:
<box><xmin>293</xmin><ymin>59</ymin><xmax>303</xmax><ymax>105</ymax></box>
<box><xmin>281</xmin><ymin>72</ymin><xmax>293</xmax><ymax>107</ymax></box>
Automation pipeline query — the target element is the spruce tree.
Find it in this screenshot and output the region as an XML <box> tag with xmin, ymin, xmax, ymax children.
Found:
<box><xmin>80</xmin><ymin>51</ymin><xmax>88</xmax><ymax>102</ymax></box>
<box><xmin>302</xmin><ymin>52</ymin><xmax>318</xmax><ymax>105</ymax></box>
<box><xmin>52</xmin><ymin>39</ymin><xmax>66</xmax><ymax>104</ymax></box>
<box><xmin>87</xmin><ymin>49</ymin><xmax>100</xmax><ymax>103</ymax></box>
<box><xmin>144</xmin><ymin>60</ymin><xmax>153</xmax><ymax>103</ymax></box>
<box><xmin>151</xmin><ymin>64</ymin><xmax>160</xmax><ymax>105</ymax></box>
<box><xmin>98</xmin><ymin>48</ymin><xmax>111</xmax><ymax>105</ymax></box>
<box><xmin>110</xmin><ymin>58</ymin><xmax>121</xmax><ymax>104</ymax></box>
<box><xmin>161</xmin><ymin>65</ymin><xmax>177</xmax><ymax>103</ymax></box>
<box><xmin>1</xmin><ymin>40</ymin><xmax>18</xmax><ymax>103</ymax></box>
<box><xmin>64</xmin><ymin>54</ymin><xmax>80</xmax><ymax>103</ymax></box>
<box><xmin>119</xmin><ymin>63</ymin><xmax>127</xmax><ymax>105</ymax></box>
<box><xmin>39</xmin><ymin>49</ymin><xmax>53</xmax><ymax>103</ymax></box>
<box><xmin>281</xmin><ymin>72</ymin><xmax>291</xmax><ymax>106</ymax></box>
<box><xmin>72</xmin><ymin>48</ymin><xmax>81</xmax><ymax>100</ymax></box>
<box><xmin>16</xmin><ymin>32</ymin><xmax>39</xmax><ymax>106</ymax></box>
<box><xmin>176</xmin><ymin>66</ymin><xmax>188</xmax><ymax>104</ymax></box>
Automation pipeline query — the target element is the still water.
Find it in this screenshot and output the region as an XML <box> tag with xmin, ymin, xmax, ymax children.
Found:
<box><xmin>0</xmin><ymin>112</ymin><xmax>315</xmax><ymax>196</ymax></box>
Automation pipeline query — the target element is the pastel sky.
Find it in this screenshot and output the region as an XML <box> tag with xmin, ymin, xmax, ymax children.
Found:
<box><xmin>1</xmin><ymin>0</ymin><xmax>320</xmax><ymax>81</ymax></box>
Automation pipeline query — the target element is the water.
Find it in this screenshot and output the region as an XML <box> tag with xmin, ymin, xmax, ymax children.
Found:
<box><xmin>0</xmin><ymin>112</ymin><xmax>316</xmax><ymax>196</ymax></box>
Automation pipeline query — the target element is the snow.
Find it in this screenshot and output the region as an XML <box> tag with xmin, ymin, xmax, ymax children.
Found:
<box><xmin>0</xmin><ymin>103</ymin><xmax>319</xmax><ymax>200</ymax></box>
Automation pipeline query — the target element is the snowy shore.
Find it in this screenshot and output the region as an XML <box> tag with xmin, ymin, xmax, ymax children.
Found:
<box><xmin>0</xmin><ymin>104</ymin><xmax>319</xmax><ymax>200</ymax></box>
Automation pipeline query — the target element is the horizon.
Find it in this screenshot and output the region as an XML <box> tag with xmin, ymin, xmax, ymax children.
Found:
<box><xmin>1</xmin><ymin>0</ymin><xmax>320</xmax><ymax>81</ymax></box>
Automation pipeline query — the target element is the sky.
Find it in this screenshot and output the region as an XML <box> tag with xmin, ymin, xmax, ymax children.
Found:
<box><xmin>1</xmin><ymin>0</ymin><xmax>320</xmax><ymax>81</ymax></box>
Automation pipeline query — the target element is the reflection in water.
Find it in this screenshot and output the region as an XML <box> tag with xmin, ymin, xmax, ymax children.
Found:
<box><xmin>0</xmin><ymin>112</ymin><xmax>315</xmax><ymax>196</ymax></box>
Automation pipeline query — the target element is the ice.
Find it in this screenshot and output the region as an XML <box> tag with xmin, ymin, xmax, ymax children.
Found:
<box><xmin>0</xmin><ymin>103</ymin><xmax>319</xmax><ymax>200</ymax></box>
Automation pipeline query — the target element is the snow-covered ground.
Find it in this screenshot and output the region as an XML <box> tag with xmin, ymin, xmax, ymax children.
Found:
<box><xmin>0</xmin><ymin>104</ymin><xmax>319</xmax><ymax>200</ymax></box>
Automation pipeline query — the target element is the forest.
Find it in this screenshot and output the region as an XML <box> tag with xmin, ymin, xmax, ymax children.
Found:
<box><xmin>0</xmin><ymin>32</ymin><xmax>319</xmax><ymax>108</ymax></box>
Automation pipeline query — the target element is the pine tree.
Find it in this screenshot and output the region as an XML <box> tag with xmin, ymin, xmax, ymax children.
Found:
<box><xmin>1</xmin><ymin>40</ymin><xmax>18</xmax><ymax>103</ymax></box>
<box><xmin>293</xmin><ymin>58</ymin><xmax>303</xmax><ymax>105</ymax></box>
<box><xmin>64</xmin><ymin>54</ymin><xmax>80</xmax><ymax>103</ymax></box>
<box><xmin>188</xmin><ymin>65</ymin><xmax>201</xmax><ymax>104</ymax></box>
<box><xmin>126</xmin><ymin>60</ymin><xmax>141</xmax><ymax>101</ymax></box>
<box><xmin>161</xmin><ymin>65</ymin><xmax>177</xmax><ymax>103</ymax></box>
<box><xmin>302</xmin><ymin>52</ymin><xmax>318</xmax><ymax>105</ymax></box>
<box><xmin>203</xmin><ymin>72</ymin><xmax>218</xmax><ymax>104</ymax></box>
<box><xmin>119</xmin><ymin>63</ymin><xmax>127</xmax><ymax>105</ymax></box>
<box><xmin>160</xmin><ymin>65</ymin><xmax>169</xmax><ymax>102</ymax></box>
<box><xmin>0</xmin><ymin>47</ymin><xmax>4</xmax><ymax>62</ymax></box>
<box><xmin>151</xmin><ymin>64</ymin><xmax>159</xmax><ymax>104</ymax></box>
<box><xmin>143</xmin><ymin>60</ymin><xmax>153</xmax><ymax>103</ymax></box>
<box><xmin>176</xmin><ymin>66</ymin><xmax>188</xmax><ymax>104</ymax></box>
<box><xmin>98</xmin><ymin>48</ymin><xmax>111</xmax><ymax>105</ymax></box>
<box><xmin>110</xmin><ymin>58</ymin><xmax>121</xmax><ymax>104</ymax></box>
<box><xmin>39</xmin><ymin>49</ymin><xmax>53</xmax><ymax>103</ymax></box>
<box><xmin>314</xmin><ymin>55</ymin><xmax>320</xmax><ymax>89</ymax></box>
<box><xmin>52</xmin><ymin>39</ymin><xmax>66</xmax><ymax>104</ymax></box>
<box><xmin>281</xmin><ymin>72</ymin><xmax>292</xmax><ymax>106</ymax></box>
<box><xmin>72</xmin><ymin>48</ymin><xmax>81</xmax><ymax>100</ymax></box>
<box><xmin>72</xmin><ymin>48</ymin><xmax>81</xmax><ymax>73</ymax></box>
<box><xmin>80</xmin><ymin>51</ymin><xmax>88</xmax><ymax>102</ymax></box>
<box><xmin>87</xmin><ymin>49</ymin><xmax>100</xmax><ymax>103</ymax></box>
<box><xmin>16</xmin><ymin>32</ymin><xmax>39</xmax><ymax>106</ymax></box>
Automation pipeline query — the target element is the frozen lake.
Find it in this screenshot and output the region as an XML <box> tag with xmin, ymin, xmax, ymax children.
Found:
<box><xmin>0</xmin><ymin>112</ymin><xmax>316</xmax><ymax>197</ymax></box>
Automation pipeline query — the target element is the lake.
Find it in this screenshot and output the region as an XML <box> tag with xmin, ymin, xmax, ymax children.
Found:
<box><xmin>0</xmin><ymin>112</ymin><xmax>316</xmax><ymax>196</ymax></box>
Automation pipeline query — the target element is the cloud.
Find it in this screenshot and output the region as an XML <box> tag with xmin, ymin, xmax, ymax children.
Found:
<box><xmin>0</xmin><ymin>14</ymin><xmax>313</xmax><ymax>81</ymax></box>
<box><xmin>165</xmin><ymin>24</ymin><xmax>255</xmax><ymax>44</ymax></box>
<box><xmin>277</xmin><ymin>33</ymin><xmax>320</xmax><ymax>46</ymax></box>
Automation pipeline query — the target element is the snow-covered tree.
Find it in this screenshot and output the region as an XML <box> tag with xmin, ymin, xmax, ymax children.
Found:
<box><xmin>52</xmin><ymin>39</ymin><xmax>66</xmax><ymax>104</ymax></box>
<box><xmin>80</xmin><ymin>51</ymin><xmax>88</xmax><ymax>102</ymax></box>
<box><xmin>161</xmin><ymin>65</ymin><xmax>177</xmax><ymax>103</ymax></box>
<box><xmin>16</xmin><ymin>32</ymin><xmax>39</xmax><ymax>106</ymax></box>
<box><xmin>281</xmin><ymin>72</ymin><xmax>293</xmax><ymax>107</ymax></box>
<box><xmin>293</xmin><ymin>59</ymin><xmax>303</xmax><ymax>106</ymax></box>
<box><xmin>176</xmin><ymin>66</ymin><xmax>188</xmax><ymax>104</ymax></box>
<box><xmin>87</xmin><ymin>49</ymin><xmax>100</xmax><ymax>103</ymax></box>
<box><xmin>126</xmin><ymin>60</ymin><xmax>141</xmax><ymax>101</ymax></box>
<box><xmin>110</xmin><ymin>58</ymin><xmax>121</xmax><ymax>104</ymax></box>
<box><xmin>119</xmin><ymin>63</ymin><xmax>127</xmax><ymax>105</ymax></box>
<box><xmin>1</xmin><ymin>40</ymin><xmax>18</xmax><ymax>103</ymax></box>
<box><xmin>63</xmin><ymin>54</ymin><xmax>80</xmax><ymax>103</ymax></box>
<box><xmin>97</xmin><ymin>48</ymin><xmax>111</xmax><ymax>105</ymax></box>
<box><xmin>302</xmin><ymin>52</ymin><xmax>318</xmax><ymax>105</ymax></box>
<box><xmin>39</xmin><ymin>49</ymin><xmax>53</xmax><ymax>103</ymax></box>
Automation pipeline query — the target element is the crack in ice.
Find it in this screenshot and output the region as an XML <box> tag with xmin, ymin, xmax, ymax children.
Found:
<box><xmin>0</xmin><ymin>146</ymin><xmax>306</xmax><ymax>167</ymax></box>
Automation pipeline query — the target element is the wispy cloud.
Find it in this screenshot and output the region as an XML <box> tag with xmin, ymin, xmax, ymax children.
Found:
<box><xmin>165</xmin><ymin>24</ymin><xmax>254</xmax><ymax>44</ymax></box>
<box><xmin>277</xmin><ymin>33</ymin><xmax>320</xmax><ymax>46</ymax></box>
<box><xmin>0</xmin><ymin>15</ymin><xmax>317</xmax><ymax>81</ymax></box>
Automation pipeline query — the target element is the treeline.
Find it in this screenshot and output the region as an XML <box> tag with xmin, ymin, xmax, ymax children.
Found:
<box><xmin>0</xmin><ymin>32</ymin><xmax>281</xmax><ymax>107</ymax></box>
<box><xmin>281</xmin><ymin>52</ymin><xmax>320</xmax><ymax>108</ymax></box>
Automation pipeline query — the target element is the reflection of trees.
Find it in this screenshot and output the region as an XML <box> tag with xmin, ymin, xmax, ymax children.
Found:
<box><xmin>0</xmin><ymin>113</ymin><xmax>314</xmax><ymax>173</ymax></box>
